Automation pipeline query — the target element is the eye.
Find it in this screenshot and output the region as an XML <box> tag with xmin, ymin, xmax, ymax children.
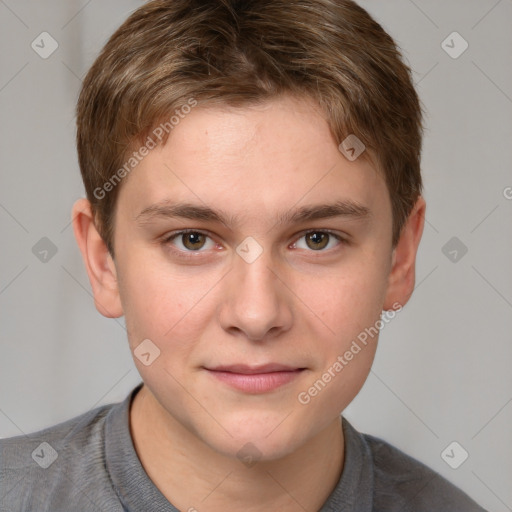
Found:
<box><xmin>164</xmin><ymin>230</ymin><xmax>216</xmax><ymax>252</ymax></box>
<box><xmin>292</xmin><ymin>230</ymin><xmax>345</xmax><ymax>251</ymax></box>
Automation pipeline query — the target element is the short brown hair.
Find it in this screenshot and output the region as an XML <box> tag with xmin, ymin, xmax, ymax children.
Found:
<box><xmin>76</xmin><ymin>0</ymin><xmax>423</xmax><ymax>256</ymax></box>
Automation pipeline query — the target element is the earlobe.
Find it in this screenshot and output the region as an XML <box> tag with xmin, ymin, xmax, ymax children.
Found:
<box><xmin>71</xmin><ymin>198</ymin><xmax>124</xmax><ymax>318</ymax></box>
<box><xmin>383</xmin><ymin>196</ymin><xmax>426</xmax><ymax>310</ymax></box>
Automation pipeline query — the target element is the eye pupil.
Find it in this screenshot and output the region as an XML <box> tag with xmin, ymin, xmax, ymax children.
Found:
<box><xmin>306</xmin><ymin>232</ymin><xmax>329</xmax><ymax>250</ymax></box>
<box><xmin>183</xmin><ymin>232</ymin><xmax>205</xmax><ymax>250</ymax></box>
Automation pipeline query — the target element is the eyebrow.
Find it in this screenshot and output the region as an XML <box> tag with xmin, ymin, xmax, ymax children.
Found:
<box><xmin>135</xmin><ymin>199</ymin><xmax>371</xmax><ymax>228</ymax></box>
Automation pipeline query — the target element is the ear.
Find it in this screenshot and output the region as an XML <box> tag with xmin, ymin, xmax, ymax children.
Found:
<box><xmin>383</xmin><ymin>196</ymin><xmax>426</xmax><ymax>310</ymax></box>
<box><xmin>71</xmin><ymin>198</ymin><xmax>123</xmax><ymax>318</ymax></box>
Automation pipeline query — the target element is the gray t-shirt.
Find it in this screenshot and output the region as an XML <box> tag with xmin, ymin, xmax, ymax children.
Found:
<box><xmin>0</xmin><ymin>384</ymin><xmax>486</xmax><ymax>511</ymax></box>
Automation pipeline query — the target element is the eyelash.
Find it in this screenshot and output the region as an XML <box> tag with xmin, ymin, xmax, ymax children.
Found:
<box><xmin>161</xmin><ymin>229</ymin><xmax>349</xmax><ymax>261</ymax></box>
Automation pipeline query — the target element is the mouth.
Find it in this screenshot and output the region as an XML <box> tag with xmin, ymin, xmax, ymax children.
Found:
<box><xmin>204</xmin><ymin>364</ymin><xmax>306</xmax><ymax>393</ymax></box>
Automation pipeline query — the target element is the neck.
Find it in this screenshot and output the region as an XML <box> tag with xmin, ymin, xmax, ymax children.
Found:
<box><xmin>129</xmin><ymin>385</ymin><xmax>344</xmax><ymax>512</ymax></box>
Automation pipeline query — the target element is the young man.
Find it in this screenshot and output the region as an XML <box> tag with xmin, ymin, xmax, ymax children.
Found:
<box><xmin>0</xmin><ymin>1</ymin><xmax>486</xmax><ymax>510</ymax></box>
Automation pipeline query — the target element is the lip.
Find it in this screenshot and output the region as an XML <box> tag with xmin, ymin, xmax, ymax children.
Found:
<box><xmin>205</xmin><ymin>364</ymin><xmax>305</xmax><ymax>393</ymax></box>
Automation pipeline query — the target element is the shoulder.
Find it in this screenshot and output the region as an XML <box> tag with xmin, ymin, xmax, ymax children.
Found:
<box><xmin>0</xmin><ymin>400</ymin><xmax>124</xmax><ymax>512</ymax></box>
<box><xmin>362</xmin><ymin>432</ymin><xmax>487</xmax><ymax>511</ymax></box>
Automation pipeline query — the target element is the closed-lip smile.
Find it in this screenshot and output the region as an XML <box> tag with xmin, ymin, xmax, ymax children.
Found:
<box><xmin>204</xmin><ymin>363</ymin><xmax>306</xmax><ymax>393</ymax></box>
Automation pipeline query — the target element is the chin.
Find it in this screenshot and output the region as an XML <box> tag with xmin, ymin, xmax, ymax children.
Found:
<box><xmin>213</xmin><ymin>431</ymin><xmax>305</xmax><ymax>464</ymax></box>
<box><xmin>196</xmin><ymin>411</ymin><xmax>313</xmax><ymax>463</ymax></box>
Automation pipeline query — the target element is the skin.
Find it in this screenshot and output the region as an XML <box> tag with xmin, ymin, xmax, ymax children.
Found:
<box><xmin>72</xmin><ymin>95</ymin><xmax>425</xmax><ymax>511</ymax></box>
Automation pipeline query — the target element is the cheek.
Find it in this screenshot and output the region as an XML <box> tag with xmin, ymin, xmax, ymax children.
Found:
<box><xmin>117</xmin><ymin>254</ymin><xmax>219</xmax><ymax>358</ymax></box>
<box><xmin>295</xmin><ymin>270</ymin><xmax>384</xmax><ymax>416</ymax></box>
<box><xmin>294</xmin><ymin>259</ymin><xmax>388</xmax><ymax>345</ymax></box>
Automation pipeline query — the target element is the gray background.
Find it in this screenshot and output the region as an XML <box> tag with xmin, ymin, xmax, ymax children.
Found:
<box><xmin>0</xmin><ymin>1</ymin><xmax>511</xmax><ymax>510</ymax></box>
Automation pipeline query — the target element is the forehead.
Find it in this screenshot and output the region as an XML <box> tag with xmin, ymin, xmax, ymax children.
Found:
<box><xmin>118</xmin><ymin>96</ymin><xmax>390</xmax><ymax>229</ymax></box>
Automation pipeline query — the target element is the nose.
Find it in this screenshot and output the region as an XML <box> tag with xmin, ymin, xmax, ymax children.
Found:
<box><xmin>217</xmin><ymin>248</ymin><xmax>293</xmax><ymax>342</ymax></box>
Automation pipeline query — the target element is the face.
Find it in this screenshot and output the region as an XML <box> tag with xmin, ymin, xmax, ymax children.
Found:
<box><xmin>110</xmin><ymin>95</ymin><xmax>396</xmax><ymax>460</ymax></box>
